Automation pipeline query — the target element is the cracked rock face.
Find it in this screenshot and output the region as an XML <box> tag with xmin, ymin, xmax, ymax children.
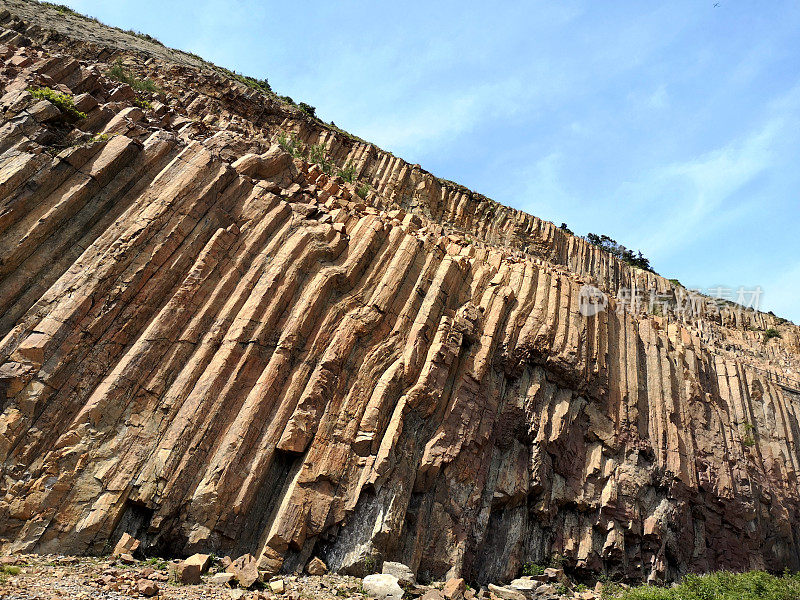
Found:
<box><xmin>1</xmin><ymin>0</ymin><xmax>799</xmax><ymax>586</ymax></box>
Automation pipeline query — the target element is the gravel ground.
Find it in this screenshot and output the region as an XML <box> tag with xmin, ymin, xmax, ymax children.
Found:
<box><xmin>0</xmin><ymin>554</ymin><xmax>368</xmax><ymax>600</ymax></box>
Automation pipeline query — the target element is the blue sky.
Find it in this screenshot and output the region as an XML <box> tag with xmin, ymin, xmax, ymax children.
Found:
<box><xmin>63</xmin><ymin>0</ymin><xmax>800</xmax><ymax>322</ymax></box>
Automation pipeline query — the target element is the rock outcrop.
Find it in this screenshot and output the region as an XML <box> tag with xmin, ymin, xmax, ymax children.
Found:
<box><xmin>1</xmin><ymin>0</ymin><xmax>799</xmax><ymax>586</ymax></box>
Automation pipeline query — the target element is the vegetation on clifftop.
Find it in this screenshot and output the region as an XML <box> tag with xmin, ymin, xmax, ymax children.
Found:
<box><xmin>586</xmin><ymin>232</ymin><xmax>654</xmax><ymax>272</ymax></box>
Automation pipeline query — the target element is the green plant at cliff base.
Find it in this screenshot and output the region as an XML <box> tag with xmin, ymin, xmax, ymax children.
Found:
<box><xmin>0</xmin><ymin>565</ymin><xmax>22</xmax><ymax>584</ymax></box>
<box><xmin>362</xmin><ymin>555</ymin><xmax>376</xmax><ymax>574</ymax></box>
<box><xmin>521</xmin><ymin>562</ymin><xmax>545</xmax><ymax>577</ymax></box>
<box><xmin>604</xmin><ymin>570</ymin><xmax>800</xmax><ymax>600</ymax></box>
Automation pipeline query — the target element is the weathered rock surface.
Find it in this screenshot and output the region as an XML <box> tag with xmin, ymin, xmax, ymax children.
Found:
<box><xmin>0</xmin><ymin>0</ymin><xmax>799</xmax><ymax>588</ymax></box>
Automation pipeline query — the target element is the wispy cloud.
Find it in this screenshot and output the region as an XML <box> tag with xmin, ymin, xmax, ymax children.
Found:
<box><xmin>355</xmin><ymin>77</ymin><xmax>529</xmax><ymax>155</ymax></box>
<box><xmin>647</xmin><ymin>84</ymin><xmax>670</xmax><ymax>109</ymax></box>
<box><xmin>640</xmin><ymin>117</ymin><xmax>779</xmax><ymax>255</ymax></box>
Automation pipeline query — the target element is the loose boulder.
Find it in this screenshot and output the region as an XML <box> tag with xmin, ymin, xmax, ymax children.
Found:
<box><xmin>362</xmin><ymin>573</ymin><xmax>404</xmax><ymax>600</ymax></box>
<box><xmin>136</xmin><ymin>579</ymin><xmax>159</xmax><ymax>597</ymax></box>
<box><xmin>443</xmin><ymin>578</ymin><xmax>467</xmax><ymax>600</ymax></box>
<box><xmin>487</xmin><ymin>584</ymin><xmax>526</xmax><ymax>600</ymax></box>
<box><xmin>175</xmin><ymin>552</ymin><xmax>211</xmax><ymax>584</ymax></box>
<box><xmin>112</xmin><ymin>533</ymin><xmax>140</xmax><ymax>557</ymax></box>
<box><xmin>382</xmin><ymin>561</ymin><xmax>415</xmax><ymax>586</ymax></box>
<box><xmin>508</xmin><ymin>578</ymin><xmax>539</xmax><ymax>598</ymax></box>
<box><xmin>306</xmin><ymin>556</ymin><xmax>328</xmax><ymax>576</ymax></box>
<box><xmin>211</xmin><ymin>572</ymin><xmax>235</xmax><ymax>585</ymax></box>
<box><xmin>226</xmin><ymin>553</ymin><xmax>260</xmax><ymax>588</ymax></box>
<box><xmin>176</xmin><ymin>560</ymin><xmax>201</xmax><ymax>585</ymax></box>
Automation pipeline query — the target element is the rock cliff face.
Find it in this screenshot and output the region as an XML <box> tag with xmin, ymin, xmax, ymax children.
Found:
<box><xmin>1</xmin><ymin>0</ymin><xmax>799</xmax><ymax>586</ymax></box>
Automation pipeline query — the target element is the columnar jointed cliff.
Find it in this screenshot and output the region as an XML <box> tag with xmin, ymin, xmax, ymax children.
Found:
<box><xmin>1</xmin><ymin>0</ymin><xmax>799</xmax><ymax>587</ymax></box>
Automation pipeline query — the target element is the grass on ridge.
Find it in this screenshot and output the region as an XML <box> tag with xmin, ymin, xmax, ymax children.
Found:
<box><xmin>107</xmin><ymin>60</ymin><xmax>162</xmax><ymax>93</ymax></box>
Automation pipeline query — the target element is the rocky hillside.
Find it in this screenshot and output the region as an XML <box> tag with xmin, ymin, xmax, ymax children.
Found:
<box><xmin>1</xmin><ymin>0</ymin><xmax>799</xmax><ymax>588</ymax></box>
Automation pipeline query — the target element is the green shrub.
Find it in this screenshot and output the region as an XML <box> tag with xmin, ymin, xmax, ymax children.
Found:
<box><xmin>559</xmin><ymin>222</ymin><xmax>574</xmax><ymax>235</ymax></box>
<box><xmin>144</xmin><ymin>556</ymin><xmax>169</xmax><ymax>570</ymax></box>
<box><xmin>0</xmin><ymin>564</ymin><xmax>21</xmax><ymax>584</ymax></box>
<box><xmin>549</xmin><ymin>554</ymin><xmax>565</xmax><ymax>569</ymax></box>
<box><xmin>308</xmin><ymin>143</ymin><xmax>325</xmax><ymax>164</ymax></box>
<box><xmin>605</xmin><ymin>570</ymin><xmax>800</xmax><ymax>600</ymax></box>
<box><xmin>277</xmin><ymin>132</ymin><xmax>305</xmax><ymax>158</ymax></box>
<box><xmin>763</xmin><ymin>328</ymin><xmax>782</xmax><ymax>342</ymax></box>
<box><xmin>740</xmin><ymin>422</ymin><xmax>756</xmax><ymax>447</ymax></box>
<box><xmin>28</xmin><ymin>87</ymin><xmax>86</xmax><ymax>119</ymax></box>
<box><xmin>338</xmin><ymin>160</ymin><xmax>356</xmax><ymax>182</ymax></box>
<box><xmin>521</xmin><ymin>562</ymin><xmax>545</xmax><ymax>577</ymax></box>
<box><xmin>668</xmin><ymin>279</ymin><xmax>681</xmax><ymax>287</ymax></box>
<box><xmin>232</xmin><ymin>73</ymin><xmax>271</xmax><ymax>93</ymax></box>
<box><xmin>107</xmin><ymin>60</ymin><xmax>162</xmax><ymax>93</ymax></box>
<box><xmin>0</xmin><ymin>565</ymin><xmax>21</xmax><ymax>575</ymax></box>
<box><xmin>299</xmin><ymin>102</ymin><xmax>317</xmax><ymax>118</ymax></box>
<box><xmin>309</xmin><ymin>143</ymin><xmax>335</xmax><ymax>175</ymax></box>
<box><xmin>587</xmin><ymin>233</ymin><xmax>654</xmax><ymax>272</ymax></box>
<box><xmin>132</xmin><ymin>97</ymin><xmax>152</xmax><ymax>110</ymax></box>
<box><xmin>356</xmin><ymin>182</ymin><xmax>370</xmax><ymax>199</ymax></box>
<box><xmin>363</xmin><ymin>555</ymin><xmax>376</xmax><ymax>574</ymax></box>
